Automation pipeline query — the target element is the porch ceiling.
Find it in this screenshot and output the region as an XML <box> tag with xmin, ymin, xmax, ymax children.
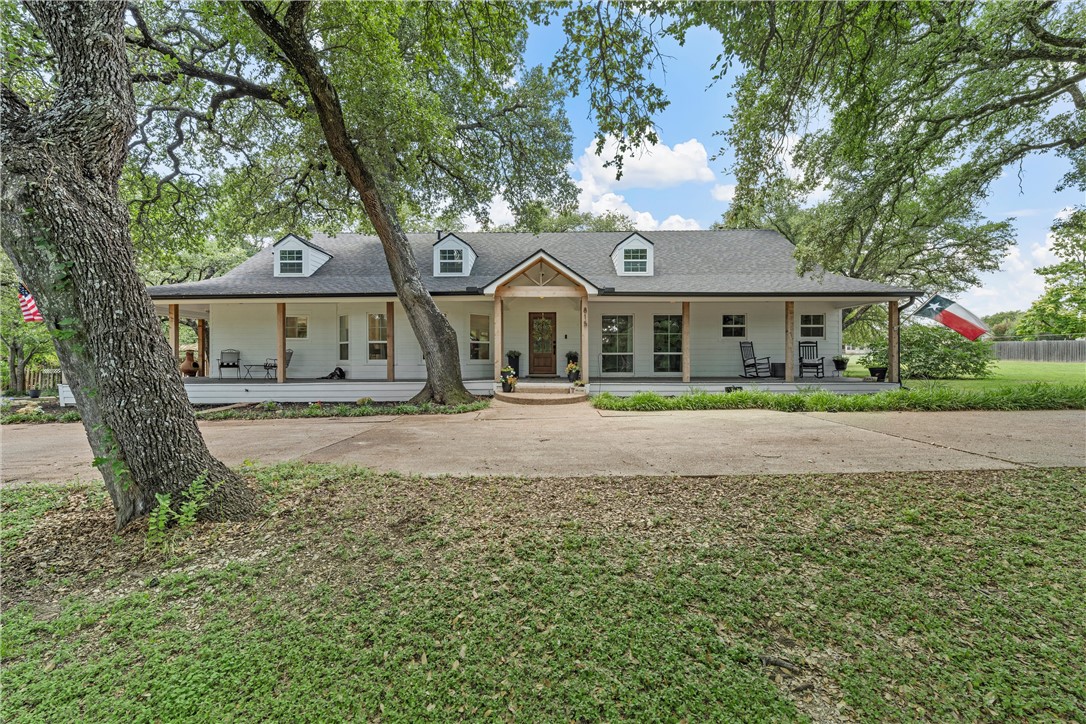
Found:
<box><xmin>154</xmin><ymin>302</ymin><xmax>210</xmax><ymax>320</ymax></box>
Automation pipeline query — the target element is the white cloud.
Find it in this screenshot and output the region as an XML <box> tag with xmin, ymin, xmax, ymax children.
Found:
<box><xmin>585</xmin><ymin>191</ymin><xmax>701</xmax><ymax>231</ymax></box>
<box><xmin>575</xmin><ymin>137</ymin><xmax>715</xmax><ymax>198</ymax></box>
<box><xmin>711</xmin><ymin>184</ymin><xmax>736</xmax><ymax>202</ymax></box>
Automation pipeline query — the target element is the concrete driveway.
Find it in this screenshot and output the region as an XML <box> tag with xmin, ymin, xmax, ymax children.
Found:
<box><xmin>3</xmin><ymin>403</ymin><xmax>1083</xmax><ymax>485</ymax></box>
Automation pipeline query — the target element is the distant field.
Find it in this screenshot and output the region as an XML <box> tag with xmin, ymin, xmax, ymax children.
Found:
<box><xmin>844</xmin><ymin>359</ymin><xmax>1085</xmax><ymax>390</ymax></box>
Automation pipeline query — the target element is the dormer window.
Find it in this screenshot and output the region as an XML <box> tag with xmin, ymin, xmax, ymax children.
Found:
<box><xmin>272</xmin><ymin>234</ymin><xmax>331</xmax><ymax>278</ymax></box>
<box><xmin>439</xmin><ymin>248</ymin><xmax>464</xmax><ymax>275</ymax></box>
<box><xmin>433</xmin><ymin>233</ymin><xmax>476</xmax><ymax>277</ymax></box>
<box><xmin>623</xmin><ymin>248</ymin><xmax>647</xmax><ymax>273</ymax></box>
<box><xmin>279</xmin><ymin>249</ymin><xmax>304</xmax><ymax>275</ymax></box>
<box><xmin>611</xmin><ymin>233</ymin><xmax>654</xmax><ymax>276</ymax></box>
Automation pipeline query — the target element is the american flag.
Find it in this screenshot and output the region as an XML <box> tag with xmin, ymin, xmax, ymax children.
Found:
<box><xmin>17</xmin><ymin>282</ymin><xmax>44</xmax><ymax>323</ymax></box>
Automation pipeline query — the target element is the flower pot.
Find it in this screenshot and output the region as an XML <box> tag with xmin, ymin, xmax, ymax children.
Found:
<box><xmin>28</xmin><ymin>389</ymin><xmax>40</xmax><ymax>399</ymax></box>
<box><xmin>868</xmin><ymin>366</ymin><xmax>887</xmax><ymax>382</ymax></box>
<box><xmin>501</xmin><ymin>381</ymin><xmax>513</xmax><ymax>393</ymax></box>
<box><xmin>506</xmin><ymin>356</ymin><xmax>520</xmax><ymax>377</ymax></box>
<box><xmin>833</xmin><ymin>359</ymin><xmax>849</xmax><ymax>372</ymax></box>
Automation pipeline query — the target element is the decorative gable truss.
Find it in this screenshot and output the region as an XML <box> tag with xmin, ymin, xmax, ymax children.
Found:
<box><xmin>433</xmin><ymin>233</ymin><xmax>477</xmax><ymax>276</ymax></box>
<box><xmin>611</xmin><ymin>233</ymin><xmax>654</xmax><ymax>276</ymax></box>
<box><xmin>272</xmin><ymin>234</ymin><xmax>332</xmax><ymax>278</ymax></box>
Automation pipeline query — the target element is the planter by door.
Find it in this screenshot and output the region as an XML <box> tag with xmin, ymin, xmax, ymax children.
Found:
<box><xmin>528</xmin><ymin>312</ymin><xmax>557</xmax><ymax>376</ymax></box>
<box><xmin>833</xmin><ymin>359</ymin><xmax>849</xmax><ymax>372</ymax></box>
<box><xmin>506</xmin><ymin>354</ymin><xmax>520</xmax><ymax>377</ymax></box>
<box><xmin>868</xmin><ymin>366</ymin><xmax>888</xmax><ymax>382</ymax></box>
<box><xmin>501</xmin><ymin>381</ymin><xmax>513</xmax><ymax>393</ymax></box>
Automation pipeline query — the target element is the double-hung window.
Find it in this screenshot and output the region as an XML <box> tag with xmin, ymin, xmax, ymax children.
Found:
<box><xmin>279</xmin><ymin>249</ymin><xmax>303</xmax><ymax>274</ymax></box>
<box><xmin>469</xmin><ymin>314</ymin><xmax>490</xmax><ymax>360</ymax></box>
<box><xmin>285</xmin><ymin>316</ymin><xmax>308</xmax><ymax>339</ymax></box>
<box><xmin>439</xmin><ymin>248</ymin><xmax>463</xmax><ymax>275</ymax></box>
<box><xmin>338</xmin><ymin>315</ymin><xmax>349</xmax><ymax>361</ymax></box>
<box><xmin>652</xmin><ymin>315</ymin><xmax>683</xmax><ymax>373</ymax></box>
<box><xmin>368</xmin><ymin>313</ymin><xmax>388</xmax><ymax>361</ymax></box>
<box><xmin>800</xmin><ymin>314</ymin><xmax>826</xmax><ymax>338</ymax></box>
<box><xmin>721</xmin><ymin>314</ymin><xmax>746</xmax><ymax>337</ymax></box>
<box><xmin>601</xmin><ymin>315</ymin><xmax>633</xmax><ymax>373</ymax></box>
<box><xmin>623</xmin><ymin>248</ymin><xmax>648</xmax><ymax>273</ymax></box>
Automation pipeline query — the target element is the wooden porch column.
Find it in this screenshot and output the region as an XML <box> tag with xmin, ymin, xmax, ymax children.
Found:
<box><xmin>276</xmin><ymin>303</ymin><xmax>287</xmax><ymax>383</ymax></box>
<box><xmin>888</xmin><ymin>300</ymin><xmax>901</xmax><ymax>384</ymax></box>
<box><xmin>681</xmin><ymin>301</ymin><xmax>691</xmax><ymax>383</ymax></box>
<box><xmin>168</xmin><ymin>304</ymin><xmax>179</xmax><ymax>368</ymax></box>
<box><xmin>196</xmin><ymin>319</ymin><xmax>206</xmax><ymax>377</ymax></box>
<box><xmin>784</xmin><ymin>301</ymin><xmax>795</xmax><ymax>382</ymax></box>
<box><xmin>580</xmin><ymin>293</ymin><xmax>589</xmax><ymax>384</ymax></box>
<box><xmin>386</xmin><ymin>301</ymin><xmax>396</xmax><ymax>381</ymax></box>
<box><xmin>493</xmin><ymin>294</ymin><xmax>504</xmax><ymax>381</ymax></box>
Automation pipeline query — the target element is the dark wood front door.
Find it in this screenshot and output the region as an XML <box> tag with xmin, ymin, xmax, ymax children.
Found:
<box><xmin>528</xmin><ymin>312</ymin><xmax>557</xmax><ymax>376</ymax></box>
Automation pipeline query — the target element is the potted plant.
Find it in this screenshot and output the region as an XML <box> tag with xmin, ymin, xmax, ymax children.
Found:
<box><xmin>565</xmin><ymin>350</ymin><xmax>578</xmax><ymax>365</ymax></box>
<box><xmin>500</xmin><ymin>365</ymin><xmax>518</xmax><ymax>392</ymax></box>
<box><xmin>28</xmin><ymin>388</ymin><xmax>40</xmax><ymax>399</ymax></box>
<box><xmin>832</xmin><ymin>354</ymin><xmax>849</xmax><ymax>372</ymax></box>
<box><xmin>858</xmin><ymin>349</ymin><xmax>888</xmax><ymax>381</ymax></box>
<box><xmin>506</xmin><ymin>350</ymin><xmax>521</xmax><ymax>376</ymax></box>
<box><xmin>565</xmin><ymin>361</ymin><xmax>580</xmax><ymax>382</ymax></box>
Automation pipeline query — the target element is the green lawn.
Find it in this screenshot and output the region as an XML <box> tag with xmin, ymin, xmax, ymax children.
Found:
<box><xmin>3</xmin><ymin>466</ymin><xmax>1084</xmax><ymax>721</ymax></box>
<box><xmin>844</xmin><ymin>359</ymin><xmax>1085</xmax><ymax>389</ymax></box>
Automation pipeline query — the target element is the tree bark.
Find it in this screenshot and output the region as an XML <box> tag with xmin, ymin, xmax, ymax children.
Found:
<box><xmin>0</xmin><ymin>0</ymin><xmax>259</xmax><ymax>529</ymax></box>
<box><xmin>242</xmin><ymin>1</ymin><xmax>474</xmax><ymax>405</ymax></box>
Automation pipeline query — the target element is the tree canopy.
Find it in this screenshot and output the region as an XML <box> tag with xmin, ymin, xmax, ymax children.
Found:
<box><xmin>1017</xmin><ymin>207</ymin><xmax>1086</xmax><ymax>339</ymax></box>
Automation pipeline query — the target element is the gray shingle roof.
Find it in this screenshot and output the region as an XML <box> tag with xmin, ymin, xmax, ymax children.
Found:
<box><xmin>147</xmin><ymin>230</ymin><xmax>920</xmax><ymax>299</ymax></box>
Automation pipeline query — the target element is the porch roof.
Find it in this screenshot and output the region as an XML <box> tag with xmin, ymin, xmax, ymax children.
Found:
<box><xmin>147</xmin><ymin>230</ymin><xmax>922</xmax><ymax>301</ymax></box>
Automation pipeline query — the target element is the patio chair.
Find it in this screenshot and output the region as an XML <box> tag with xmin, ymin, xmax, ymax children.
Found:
<box><xmin>798</xmin><ymin>341</ymin><xmax>825</xmax><ymax>378</ymax></box>
<box><xmin>217</xmin><ymin>349</ymin><xmax>240</xmax><ymax>378</ymax></box>
<box><xmin>263</xmin><ymin>348</ymin><xmax>293</xmax><ymax>378</ymax></box>
<box><xmin>739</xmin><ymin>341</ymin><xmax>771</xmax><ymax>378</ymax></box>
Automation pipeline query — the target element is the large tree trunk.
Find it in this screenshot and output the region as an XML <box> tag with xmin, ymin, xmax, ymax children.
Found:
<box><xmin>242</xmin><ymin>1</ymin><xmax>474</xmax><ymax>405</ymax></box>
<box><xmin>0</xmin><ymin>0</ymin><xmax>259</xmax><ymax>529</ymax></box>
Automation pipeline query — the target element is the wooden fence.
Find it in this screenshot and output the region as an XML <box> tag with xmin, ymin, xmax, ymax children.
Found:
<box><xmin>992</xmin><ymin>340</ymin><xmax>1086</xmax><ymax>363</ymax></box>
<box><xmin>25</xmin><ymin>368</ymin><xmax>62</xmax><ymax>391</ymax></box>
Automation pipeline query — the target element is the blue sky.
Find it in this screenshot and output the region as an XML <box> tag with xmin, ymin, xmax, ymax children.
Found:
<box><xmin>506</xmin><ymin>21</ymin><xmax>1083</xmax><ymax>318</ymax></box>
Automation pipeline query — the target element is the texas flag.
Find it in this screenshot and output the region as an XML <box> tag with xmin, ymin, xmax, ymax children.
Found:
<box><xmin>915</xmin><ymin>294</ymin><xmax>989</xmax><ymax>340</ymax></box>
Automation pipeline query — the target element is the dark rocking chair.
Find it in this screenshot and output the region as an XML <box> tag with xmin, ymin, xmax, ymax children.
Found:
<box><xmin>739</xmin><ymin>341</ymin><xmax>771</xmax><ymax>378</ymax></box>
<box><xmin>798</xmin><ymin>341</ymin><xmax>825</xmax><ymax>378</ymax></box>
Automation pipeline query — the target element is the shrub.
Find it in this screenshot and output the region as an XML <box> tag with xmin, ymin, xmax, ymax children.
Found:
<box><xmin>861</xmin><ymin>323</ymin><xmax>995</xmax><ymax>379</ymax></box>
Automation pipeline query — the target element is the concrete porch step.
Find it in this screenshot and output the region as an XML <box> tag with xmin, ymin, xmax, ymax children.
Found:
<box><xmin>494</xmin><ymin>390</ymin><xmax>589</xmax><ymax>405</ymax></box>
<box><xmin>509</xmin><ymin>384</ymin><xmax>580</xmax><ymax>394</ymax></box>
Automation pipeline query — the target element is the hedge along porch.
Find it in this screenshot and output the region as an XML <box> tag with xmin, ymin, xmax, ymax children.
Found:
<box><xmin>80</xmin><ymin>230</ymin><xmax>919</xmax><ymax>406</ymax></box>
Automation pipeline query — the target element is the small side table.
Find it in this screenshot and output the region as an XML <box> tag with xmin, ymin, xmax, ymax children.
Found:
<box><xmin>242</xmin><ymin>364</ymin><xmax>263</xmax><ymax>379</ymax></box>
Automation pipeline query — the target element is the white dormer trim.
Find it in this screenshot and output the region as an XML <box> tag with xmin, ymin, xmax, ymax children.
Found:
<box><xmin>433</xmin><ymin>233</ymin><xmax>477</xmax><ymax>277</ymax></box>
<box><xmin>483</xmin><ymin>250</ymin><xmax>599</xmax><ymax>295</ymax></box>
<box><xmin>272</xmin><ymin>234</ymin><xmax>332</xmax><ymax>278</ymax></box>
<box><xmin>611</xmin><ymin>233</ymin><xmax>654</xmax><ymax>276</ymax></box>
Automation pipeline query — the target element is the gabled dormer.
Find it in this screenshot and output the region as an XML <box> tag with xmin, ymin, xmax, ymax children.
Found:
<box><xmin>611</xmin><ymin>233</ymin><xmax>654</xmax><ymax>276</ymax></box>
<box><xmin>272</xmin><ymin>234</ymin><xmax>332</xmax><ymax>278</ymax></box>
<box><xmin>433</xmin><ymin>232</ymin><xmax>477</xmax><ymax>277</ymax></box>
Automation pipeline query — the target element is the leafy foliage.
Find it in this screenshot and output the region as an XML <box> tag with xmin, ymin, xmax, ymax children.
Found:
<box><xmin>591</xmin><ymin>383</ymin><xmax>1085</xmax><ymax>413</ymax></box>
<box><xmin>1017</xmin><ymin>207</ymin><xmax>1086</xmax><ymax>339</ymax></box>
<box><xmin>861</xmin><ymin>323</ymin><xmax>996</xmax><ymax>379</ymax></box>
<box><xmin>983</xmin><ymin>310</ymin><xmax>1026</xmax><ymax>339</ymax></box>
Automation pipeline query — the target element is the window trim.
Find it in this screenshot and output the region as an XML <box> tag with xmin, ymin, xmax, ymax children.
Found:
<box><xmin>600</xmin><ymin>314</ymin><xmax>634</xmax><ymax>376</ymax></box>
<box><xmin>367</xmin><ymin>312</ymin><xmax>388</xmax><ymax>362</ymax></box>
<box><xmin>652</xmin><ymin>313</ymin><xmax>683</xmax><ymax>375</ymax></box>
<box><xmin>278</xmin><ymin>248</ymin><xmax>304</xmax><ymax>276</ymax></box>
<box><xmin>799</xmin><ymin>313</ymin><xmax>826</xmax><ymax>339</ymax></box>
<box><xmin>721</xmin><ymin>314</ymin><xmax>747</xmax><ymax>338</ymax></box>
<box><xmin>468</xmin><ymin>313</ymin><xmax>491</xmax><ymax>362</ymax></box>
<box><xmin>285</xmin><ymin>315</ymin><xmax>309</xmax><ymax>339</ymax></box>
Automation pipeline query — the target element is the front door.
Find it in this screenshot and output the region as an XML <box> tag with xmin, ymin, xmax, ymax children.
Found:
<box><xmin>528</xmin><ymin>312</ymin><xmax>557</xmax><ymax>376</ymax></box>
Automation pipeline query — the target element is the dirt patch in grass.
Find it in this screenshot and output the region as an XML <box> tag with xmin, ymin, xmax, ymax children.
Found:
<box><xmin>3</xmin><ymin>466</ymin><xmax>1084</xmax><ymax>722</ymax></box>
